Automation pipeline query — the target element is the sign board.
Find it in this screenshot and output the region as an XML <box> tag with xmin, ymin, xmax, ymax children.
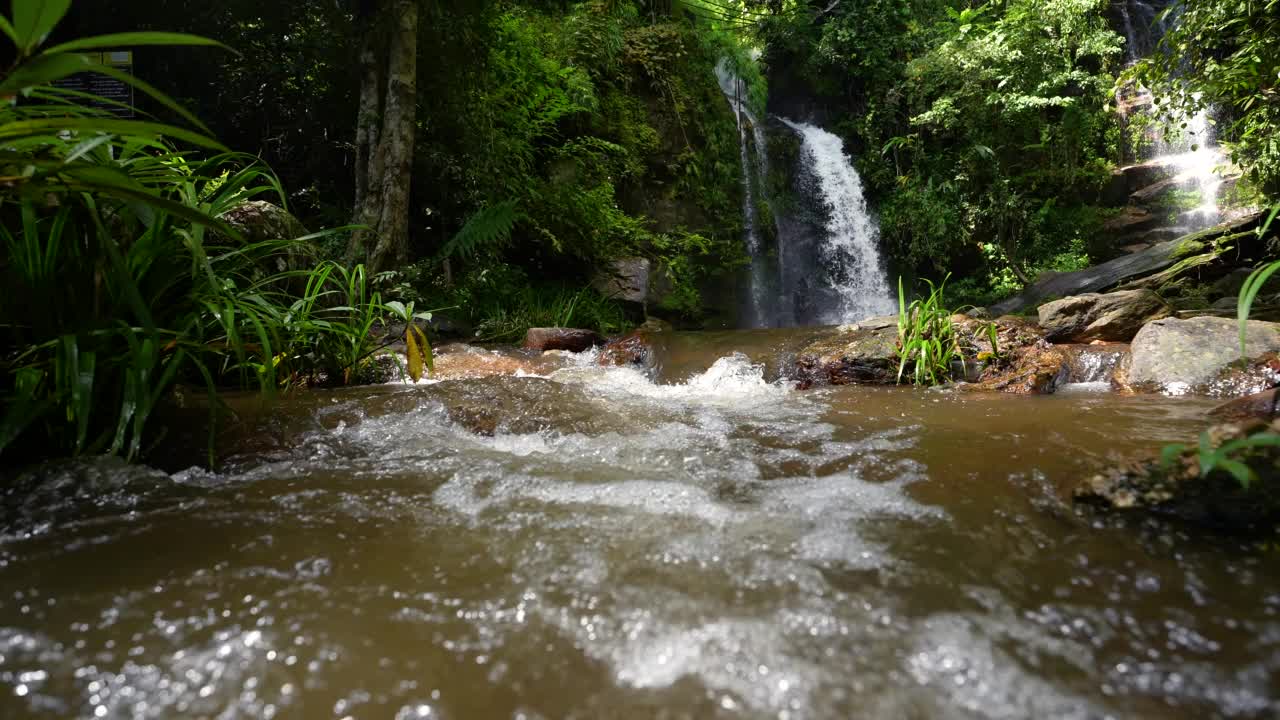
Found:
<box><xmin>51</xmin><ymin>50</ymin><xmax>135</xmax><ymax>117</ymax></box>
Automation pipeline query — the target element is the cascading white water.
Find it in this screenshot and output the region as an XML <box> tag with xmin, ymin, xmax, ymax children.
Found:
<box><xmin>1116</xmin><ymin>0</ymin><xmax>1225</xmax><ymax>229</ymax></box>
<box><xmin>779</xmin><ymin>118</ymin><xmax>895</xmax><ymax>324</ymax></box>
<box><xmin>715</xmin><ymin>60</ymin><xmax>774</xmax><ymax>328</ymax></box>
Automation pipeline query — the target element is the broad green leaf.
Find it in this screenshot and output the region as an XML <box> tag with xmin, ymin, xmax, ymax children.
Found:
<box><xmin>13</xmin><ymin>0</ymin><xmax>71</xmax><ymax>53</ymax></box>
<box><xmin>44</xmin><ymin>31</ymin><xmax>233</xmax><ymax>55</ymax></box>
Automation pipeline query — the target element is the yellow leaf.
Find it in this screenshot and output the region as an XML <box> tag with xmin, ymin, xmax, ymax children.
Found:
<box><xmin>413</xmin><ymin>324</ymin><xmax>433</xmax><ymax>375</ymax></box>
<box><xmin>406</xmin><ymin>326</ymin><xmax>423</xmax><ymax>383</ymax></box>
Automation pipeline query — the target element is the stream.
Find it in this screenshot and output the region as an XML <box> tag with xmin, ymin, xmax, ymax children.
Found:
<box><xmin>1</xmin><ymin>334</ymin><xmax>1277</xmax><ymax>719</ymax></box>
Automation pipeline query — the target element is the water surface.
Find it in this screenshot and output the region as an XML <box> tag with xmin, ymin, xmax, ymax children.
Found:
<box><xmin>1</xmin><ymin>347</ymin><xmax>1276</xmax><ymax>719</ymax></box>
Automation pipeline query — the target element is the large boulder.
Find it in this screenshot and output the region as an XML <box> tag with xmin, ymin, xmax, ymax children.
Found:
<box><xmin>1037</xmin><ymin>290</ymin><xmax>1170</xmax><ymax>343</ymax></box>
<box><xmin>792</xmin><ymin>316</ymin><xmax>900</xmax><ymax>387</ymax></box>
<box><xmin>219</xmin><ymin>200</ymin><xmax>316</xmax><ymax>271</ymax></box>
<box><xmin>1121</xmin><ymin>316</ymin><xmax>1280</xmax><ymax>395</ymax></box>
<box><xmin>1074</xmin><ymin>419</ymin><xmax>1280</xmax><ymax>532</ymax></box>
<box><xmin>591</xmin><ymin>258</ymin><xmax>651</xmax><ymax>305</ymax></box>
<box><xmin>523</xmin><ymin>327</ymin><xmax>604</xmax><ymax>353</ymax></box>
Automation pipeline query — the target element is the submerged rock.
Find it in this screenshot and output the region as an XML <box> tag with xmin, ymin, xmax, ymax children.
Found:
<box><xmin>1037</xmin><ymin>289</ymin><xmax>1169</xmax><ymax>342</ymax></box>
<box><xmin>524</xmin><ymin>327</ymin><xmax>604</xmax><ymax>353</ymax></box>
<box><xmin>432</xmin><ymin>344</ymin><xmax>565</xmax><ymax>379</ymax></box>
<box><xmin>1074</xmin><ymin>419</ymin><xmax>1280</xmax><ymax>532</ymax></box>
<box><xmin>1119</xmin><ymin>317</ymin><xmax>1280</xmax><ymax>395</ymax></box>
<box><xmin>792</xmin><ymin>316</ymin><xmax>899</xmax><ymax>387</ymax></box>
<box><xmin>597</xmin><ymin>330</ymin><xmax>654</xmax><ymax>369</ymax></box>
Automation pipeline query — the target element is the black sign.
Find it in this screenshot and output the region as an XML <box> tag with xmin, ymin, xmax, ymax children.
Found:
<box><xmin>51</xmin><ymin>51</ymin><xmax>135</xmax><ymax>118</ymax></box>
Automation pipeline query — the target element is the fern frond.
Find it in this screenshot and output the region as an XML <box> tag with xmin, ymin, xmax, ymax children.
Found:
<box><xmin>438</xmin><ymin>200</ymin><xmax>520</xmax><ymax>261</ymax></box>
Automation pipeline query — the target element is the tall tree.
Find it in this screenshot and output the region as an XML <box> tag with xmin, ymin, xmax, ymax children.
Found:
<box><xmin>347</xmin><ymin>0</ymin><xmax>420</xmax><ymax>273</ymax></box>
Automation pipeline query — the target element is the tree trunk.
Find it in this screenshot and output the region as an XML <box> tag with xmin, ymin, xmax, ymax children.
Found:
<box><xmin>366</xmin><ymin>0</ymin><xmax>418</xmax><ymax>274</ymax></box>
<box><xmin>345</xmin><ymin>16</ymin><xmax>385</xmax><ymax>265</ymax></box>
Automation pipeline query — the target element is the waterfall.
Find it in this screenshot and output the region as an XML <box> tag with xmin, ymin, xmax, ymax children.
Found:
<box><xmin>1116</xmin><ymin>0</ymin><xmax>1226</xmax><ymax>230</ymax></box>
<box><xmin>716</xmin><ymin>61</ymin><xmax>894</xmax><ymax>327</ymax></box>
<box><xmin>715</xmin><ymin>60</ymin><xmax>775</xmax><ymax>328</ymax></box>
<box><xmin>779</xmin><ymin>119</ymin><xmax>895</xmax><ymax>324</ymax></box>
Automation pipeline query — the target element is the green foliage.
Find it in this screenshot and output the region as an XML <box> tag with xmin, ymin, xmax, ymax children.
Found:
<box><xmin>438</xmin><ymin>201</ymin><xmax>520</xmax><ymax>261</ymax></box>
<box><xmin>1238</xmin><ymin>207</ymin><xmax>1280</xmax><ymax>357</ymax></box>
<box><xmin>763</xmin><ymin>0</ymin><xmax>1121</xmax><ymax>292</ymax></box>
<box><xmin>0</xmin><ymin>3</ymin><xmax>409</xmax><ymax>462</ymax></box>
<box><xmin>1162</xmin><ymin>431</ymin><xmax>1280</xmax><ymax>491</ymax></box>
<box><xmin>896</xmin><ymin>275</ymin><xmax>964</xmax><ymax>386</ymax></box>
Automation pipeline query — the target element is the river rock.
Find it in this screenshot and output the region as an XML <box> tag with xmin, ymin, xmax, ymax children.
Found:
<box><xmin>967</xmin><ymin>340</ymin><xmax>1068</xmax><ymax>394</ymax></box>
<box><xmin>598</xmin><ymin>331</ymin><xmax>654</xmax><ymax>368</ymax></box>
<box><xmin>1074</xmin><ymin>419</ymin><xmax>1280</xmax><ymax>532</ymax></box>
<box><xmin>1209</xmin><ymin>388</ymin><xmax>1280</xmax><ymax>422</ymax></box>
<box><xmin>591</xmin><ymin>258</ymin><xmax>650</xmax><ymax>305</ymax></box>
<box><xmin>1037</xmin><ymin>290</ymin><xmax>1170</xmax><ymax>343</ymax></box>
<box><xmin>792</xmin><ymin>316</ymin><xmax>899</xmax><ymax>387</ymax></box>
<box><xmin>524</xmin><ymin>327</ymin><xmax>604</xmax><ymax>353</ymax></box>
<box><xmin>1121</xmin><ymin>317</ymin><xmax>1280</xmax><ymax>395</ymax></box>
<box><xmin>219</xmin><ymin>200</ymin><xmax>319</xmax><ymax>292</ymax></box>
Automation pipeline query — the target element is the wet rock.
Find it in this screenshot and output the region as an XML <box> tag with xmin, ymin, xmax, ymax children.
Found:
<box><xmin>1209</xmin><ymin>388</ymin><xmax>1280</xmax><ymax>422</ymax></box>
<box><xmin>598</xmin><ymin>331</ymin><xmax>654</xmax><ymax>369</ymax></box>
<box><xmin>591</xmin><ymin>258</ymin><xmax>650</xmax><ymax>305</ymax></box>
<box><xmin>1037</xmin><ymin>290</ymin><xmax>1170</xmax><ymax>343</ymax></box>
<box><xmin>523</xmin><ymin>327</ymin><xmax>604</xmax><ymax>353</ymax></box>
<box><xmin>792</xmin><ymin>316</ymin><xmax>900</xmax><ymax>387</ymax></box>
<box><xmin>1058</xmin><ymin>343</ymin><xmax>1131</xmax><ymax>384</ymax></box>
<box><xmin>967</xmin><ymin>340</ymin><xmax>1069</xmax><ymax>394</ymax></box>
<box><xmin>218</xmin><ymin>200</ymin><xmax>318</xmax><ymax>292</ymax></box>
<box><xmin>1074</xmin><ymin>419</ymin><xmax>1280</xmax><ymax>532</ymax></box>
<box><xmin>988</xmin><ymin>211</ymin><xmax>1265</xmax><ymax>315</ymax></box>
<box><xmin>432</xmin><ymin>345</ymin><xmax>565</xmax><ymax>379</ymax></box>
<box><xmin>1120</xmin><ymin>317</ymin><xmax>1280</xmax><ymax>395</ymax></box>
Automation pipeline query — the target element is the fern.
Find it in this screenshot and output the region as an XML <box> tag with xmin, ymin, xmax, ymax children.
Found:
<box><xmin>438</xmin><ymin>201</ymin><xmax>520</xmax><ymax>261</ymax></box>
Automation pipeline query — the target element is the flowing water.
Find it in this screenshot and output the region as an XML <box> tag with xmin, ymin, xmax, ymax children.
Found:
<box><xmin>1116</xmin><ymin>0</ymin><xmax>1227</xmax><ymax>229</ymax></box>
<box><xmin>716</xmin><ymin>61</ymin><xmax>776</xmax><ymax>329</ymax></box>
<box><xmin>777</xmin><ymin>120</ymin><xmax>895</xmax><ymax>325</ymax></box>
<box><xmin>2</xmin><ymin>335</ymin><xmax>1277</xmax><ymax>720</ymax></box>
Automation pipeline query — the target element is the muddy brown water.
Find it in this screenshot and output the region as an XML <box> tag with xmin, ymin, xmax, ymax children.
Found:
<box><xmin>1</xmin><ymin>331</ymin><xmax>1277</xmax><ymax>719</ymax></box>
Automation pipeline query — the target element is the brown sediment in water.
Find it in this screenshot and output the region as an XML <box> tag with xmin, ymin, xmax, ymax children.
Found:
<box><xmin>1</xmin><ymin>333</ymin><xmax>1275</xmax><ymax>719</ymax></box>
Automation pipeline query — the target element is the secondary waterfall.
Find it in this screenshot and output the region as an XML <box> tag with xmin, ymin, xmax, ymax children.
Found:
<box><xmin>778</xmin><ymin>118</ymin><xmax>895</xmax><ymax>324</ymax></box>
<box><xmin>1116</xmin><ymin>0</ymin><xmax>1226</xmax><ymax>230</ymax></box>
<box><xmin>715</xmin><ymin>60</ymin><xmax>775</xmax><ymax>328</ymax></box>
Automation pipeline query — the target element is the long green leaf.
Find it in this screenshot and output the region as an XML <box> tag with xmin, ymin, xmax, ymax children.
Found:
<box><xmin>0</xmin><ymin>51</ymin><xmax>89</xmax><ymax>96</ymax></box>
<box><xmin>44</xmin><ymin>31</ymin><xmax>232</xmax><ymax>55</ymax></box>
<box><xmin>0</xmin><ymin>13</ymin><xmax>18</xmax><ymax>46</ymax></box>
<box><xmin>90</xmin><ymin>63</ymin><xmax>212</xmax><ymax>134</ymax></box>
<box><xmin>0</xmin><ymin>117</ymin><xmax>226</xmax><ymax>151</ymax></box>
<box><xmin>13</xmin><ymin>0</ymin><xmax>71</xmax><ymax>54</ymax></box>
